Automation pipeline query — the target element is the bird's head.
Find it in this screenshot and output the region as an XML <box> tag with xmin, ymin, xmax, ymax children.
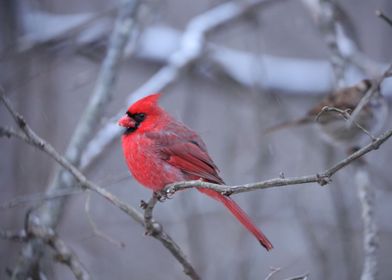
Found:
<box><xmin>118</xmin><ymin>93</ymin><xmax>162</xmax><ymax>134</ymax></box>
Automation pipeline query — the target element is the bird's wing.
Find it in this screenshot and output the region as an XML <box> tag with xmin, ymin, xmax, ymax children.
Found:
<box><xmin>146</xmin><ymin>131</ymin><xmax>224</xmax><ymax>184</ymax></box>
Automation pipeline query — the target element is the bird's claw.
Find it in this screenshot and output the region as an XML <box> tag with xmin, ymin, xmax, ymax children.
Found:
<box><xmin>140</xmin><ymin>200</ymin><xmax>148</xmax><ymax>209</ymax></box>
<box><xmin>165</xmin><ymin>187</ymin><xmax>176</xmax><ymax>198</ymax></box>
<box><xmin>154</xmin><ymin>190</ymin><xmax>174</xmax><ymax>202</ymax></box>
<box><xmin>154</xmin><ymin>191</ymin><xmax>166</xmax><ymax>202</ymax></box>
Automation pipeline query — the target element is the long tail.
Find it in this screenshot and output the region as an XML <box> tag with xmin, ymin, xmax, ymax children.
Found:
<box><xmin>198</xmin><ymin>188</ymin><xmax>273</xmax><ymax>251</ymax></box>
<box><xmin>265</xmin><ymin>117</ymin><xmax>313</xmax><ymax>134</ymax></box>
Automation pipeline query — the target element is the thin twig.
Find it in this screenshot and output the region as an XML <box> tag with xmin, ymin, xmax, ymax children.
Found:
<box><xmin>264</xmin><ymin>267</ymin><xmax>281</xmax><ymax>280</ymax></box>
<box><xmin>0</xmin><ymin>188</ymin><xmax>82</xmax><ymax>210</ymax></box>
<box><xmin>318</xmin><ymin>0</ymin><xmax>348</xmax><ymax>87</ymax></box>
<box><xmin>282</xmin><ymin>273</ymin><xmax>309</xmax><ymax>280</ymax></box>
<box><xmin>315</xmin><ymin>106</ymin><xmax>376</xmax><ymax>141</ymax></box>
<box><xmin>165</xmin><ymin>127</ymin><xmax>392</xmax><ymax>195</ymax></box>
<box><xmin>376</xmin><ymin>10</ymin><xmax>392</xmax><ymax>28</ymax></box>
<box><xmin>11</xmin><ymin>1</ymin><xmax>142</xmax><ymax>279</ymax></box>
<box><xmin>348</xmin><ymin>63</ymin><xmax>392</xmax><ymax>128</ymax></box>
<box><xmin>355</xmin><ymin>166</ymin><xmax>378</xmax><ymax>280</ymax></box>
<box><xmin>81</xmin><ymin>0</ymin><xmax>287</xmax><ymax>169</ymax></box>
<box><xmin>0</xmin><ymin>174</ymin><xmax>131</xmax><ymax>210</ymax></box>
<box><xmin>26</xmin><ymin>216</ymin><xmax>90</xmax><ymax>280</ymax></box>
<box><xmin>0</xmin><ymin>229</ymin><xmax>28</xmax><ymax>242</ymax></box>
<box><xmin>85</xmin><ymin>191</ymin><xmax>125</xmax><ymax>248</ymax></box>
<box><xmin>37</xmin><ymin>0</ymin><xmax>142</xmax><ymax>229</ymax></box>
<box><xmin>0</xmin><ymin>94</ymin><xmax>200</xmax><ymax>280</ymax></box>
<box><xmin>301</xmin><ymin>0</ymin><xmax>384</xmax><ymax>80</ymax></box>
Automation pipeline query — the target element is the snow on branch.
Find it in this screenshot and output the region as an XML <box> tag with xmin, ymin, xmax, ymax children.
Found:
<box><xmin>80</xmin><ymin>0</ymin><xmax>289</xmax><ymax>169</ymax></box>
<box><xmin>18</xmin><ymin>2</ymin><xmax>115</xmax><ymax>51</ymax></box>
<box><xmin>15</xmin><ymin>5</ymin><xmax>392</xmax><ymax>98</ymax></box>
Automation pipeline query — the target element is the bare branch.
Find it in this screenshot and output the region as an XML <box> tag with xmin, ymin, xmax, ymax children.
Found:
<box><xmin>282</xmin><ymin>273</ymin><xmax>309</xmax><ymax>280</ymax></box>
<box><xmin>315</xmin><ymin>106</ymin><xmax>376</xmax><ymax>141</ymax></box>
<box><xmin>10</xmin><ymin>1</ymin><xmax>142</xmax><ymax>278</ymax></box>
<box><xmin>0</xmin><ymin>126</ymin><xmax>144</xmax><ymax>226</ymax></box>
<box><xmin>317</xmin><ymin>1</ymin><xmax>347</xmax><ymax>86</ymax></box>
<box><xmin>0</xmin><ymin>229</ymin><xmax>27</xmax><ymax>242</ymax></box>
<box><xmin>264</xmin><ymin>267</ymin><xmax>281</xmax><ymax>280</ymax></box>
<box><xmin>81</xmin><ymin>0</ymin><xmax>287</xmax><ymax>170</ymax></box>
<box><xmin>38</xmin><ymin>0</ymin><xmax>142</xmax><ymax>229</ymax></box>
<box><xmin>355</xmin><ymin>166</ymin><xmax>378</xmax><ymax>280</ymax></box>
<box><xmin>348</xmin><ymin>65</ymin><xmax>392</xmax><ymax>128</ymax></box>
<box><xmin>26</xmin><ymin>216</ymin><xmax>90</xmax><ymax>280</ymax></box>
<box><xmin>346</xmin><ymin>12</ymin><xmax>392</xmax><ymax>127</ymax></box>
<box><xmin>165</xmin><ymin>127</ymin><xmax>392</xmax><ymax>195</ymax></box>
<box><xmin>0</xmin><ymin>188</ymin><xmax>81</xmax><ymax>210</ymax></box>
<box><xmin>18</xmin><ymin>3</ymin><xmax>116</xmax><ymax>51</ymax></box>
<box><xmin>0</xmin><ymin>95</ymin><xmax>199</xmax><ymax>280</ymax></box>
<box><xmin>301</xmin><ymin>0</ymin><xmax>359</xmax><ymax>87</ymax></box>
<box><xmin>376</xmin><ymin>10</ymin><xmax>392</xmax><ymax>28</ymax></box>
<box><xmin>300</xmin><ymin>0</ymin><xmax>389</xmax><ymax>82</ymax></box>
<box><xmin>142</xmin><ymin>194</ymin><xmax>160</xmax><ymax>235</ymax></box>
<box><xmin>84</xmin><ymin>191</ymin><xmax>125</xmax><ymax>248</ymax></box>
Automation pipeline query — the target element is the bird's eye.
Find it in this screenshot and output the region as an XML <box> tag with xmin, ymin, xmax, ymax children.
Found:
<box><xmin>133</xmin><ymin>113</ymin><xmax>146</xmax><ymax>123</ymax></box>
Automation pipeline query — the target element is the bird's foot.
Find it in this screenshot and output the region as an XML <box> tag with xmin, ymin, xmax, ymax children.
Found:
<box><xmin>154</xmin><ymin>190</ymin><xmax>173</xmax><ymax>202</ymax></box>
<box><xmin>140</xmin><ymin>200</ymin><xmax>148</xmax><ymax>209</ymax></box>
<box><xmin>165</xmin><ymin>187</ymin><xmax>176</xmax><ymax>198</ymax></box>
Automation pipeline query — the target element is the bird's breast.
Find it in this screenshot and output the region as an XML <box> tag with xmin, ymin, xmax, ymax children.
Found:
<box><xmin>122</xmin><ymin>134</ymin><xmax>185</xmax><ymax>191</ymax></box>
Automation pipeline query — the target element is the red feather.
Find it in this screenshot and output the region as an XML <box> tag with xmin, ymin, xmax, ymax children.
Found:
<box><xmin>119</xmin><ymin>94</ymin><xmax>273</xmax><ymax>250</ymax></box>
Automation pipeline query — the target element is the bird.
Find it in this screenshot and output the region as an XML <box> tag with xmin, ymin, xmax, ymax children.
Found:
<box><xmin>118</xmin><ymin>93</ymin><xmax>273</xmax><ymax>251</ymax></box>
<box><xmin>266</xmin><ymin>79</ymin><xmax>388</xmax><ymax>147</ymax></box>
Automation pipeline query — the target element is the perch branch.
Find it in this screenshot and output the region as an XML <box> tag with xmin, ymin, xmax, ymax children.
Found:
<box><xmin>142</xmin><ymin>194</ymin><xmax>160</xmax><ymax>235</ymax></box>
<box><xmin>165</xmin><ymin>127</ymin><xmax>392</xmax><ymax>194</ymax></box>
<box><xmin>0</xmin><ymin>94</ymin><xmax>199</xmax><ymax>280</ymax></box>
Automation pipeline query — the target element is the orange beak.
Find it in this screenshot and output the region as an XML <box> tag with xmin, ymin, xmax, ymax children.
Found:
<box><xmin>118</xmin><ymin>115</ymin><xmax>136</xmax><ymax>128</ymax></box>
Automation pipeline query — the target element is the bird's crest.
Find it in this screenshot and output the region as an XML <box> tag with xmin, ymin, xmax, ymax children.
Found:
<box><xmin>128</xmin><ymin>93</ymin><xmax>161</xmax><ymax>114</ymax></box>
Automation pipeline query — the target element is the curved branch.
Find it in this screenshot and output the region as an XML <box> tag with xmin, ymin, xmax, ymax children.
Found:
<box><xmin>0</xmin><ymin>94</ymin><xmax>199</xmax><ymax>280</ymax></box>
<box><xmin>11</xmin><ymin>1</ymin><xmax>142</xmax><ymax>278</ymax></box>
<box><xmin>27</xmin><ymin>217</ymin><xmax>91</xmax><ymax>280</ymax></box>
<box><xmin>165</xmin><ymin>127</ymin><xmax>392</xmax><ymax>195</ymax></box>
<box><xmin>81</xmin><ymin>0</ymin><xmax>287</xmax><ymax>169</ymax></box>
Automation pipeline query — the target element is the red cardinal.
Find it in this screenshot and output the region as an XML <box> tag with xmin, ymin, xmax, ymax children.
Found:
<box><xmin>118</xmin><ymin>94</ymin><xmax>273</xmax><ymax>251</ymax></box>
